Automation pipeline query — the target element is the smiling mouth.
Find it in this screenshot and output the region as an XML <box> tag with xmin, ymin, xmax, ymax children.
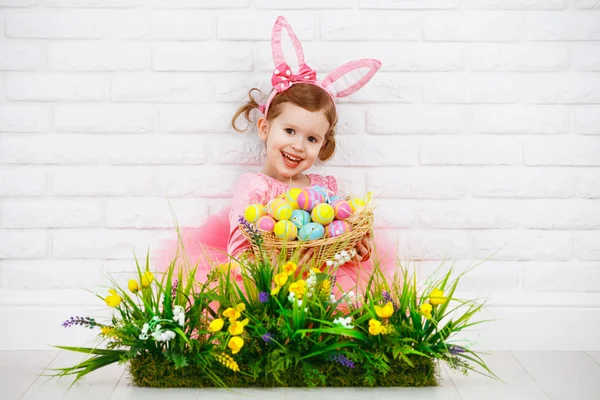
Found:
<box><xmin>281</xmin><ymin>151</ymin><xmax>303</xmax><ymax>167</ymax></box>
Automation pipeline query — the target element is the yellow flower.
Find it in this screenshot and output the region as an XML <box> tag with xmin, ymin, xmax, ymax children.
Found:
<box><xmin>228</xmin><ymin>318</ymin><xmax>249</xmax><ymax>336</ymax></box>
<box><xmin>208</xmin><ymin>318</ymin><xmax>224</xmax><ymax>332</ymax></box>
<box><xmin>235</xmin><ymin>303</ymin><xmax>246</xmax><ymax>313</ymax></box>
<box><xmin>289</xmin><ymin>279</ymin><xmax>307</xmax><ymax>298</ymax></box>
<box><xmin>223</xmin><ymin>308</ymin><xmax>240</xmax><ymax>322</ymax></box>
<box><xmin>271</xmin><ymin>272</ymin><xmax>288</xmax><ymax>296</ymax></box>
<box><xmin>100</xmin><ymin>326</ymin><xmax>115</xmax><ymax>336</ymax></box>
<box><xmin>128</xmin><ymin>279</ymin><xmax>139</xmax><ymax>293</ymax></box>
<box><xmin>311</xmin><ymin>267</ymin><xmax>321</xmax><ymax>274</ymax></box>
<box><xmin>368</xmin><ymin>319</ymin><xmax>382</xmax><ymax>335</ymax></box>
<box><xmin>282</xmin><ymin>261</ymin><xmax>298</xmax><ymax>276</ymax></box>
<box><xmin>228</xmin><ymin>336</ymin><xmax>244</xmax><ymax>354</ymax></box>
<box><xmin>419</xmin><ymin>302</ymin><xmax>433</xmax><ymax>319</ymax></box>
<box><xmin>214</xmin><ymin>352</ymin><xmax>239</xmax><ymax>372</ymax></box>
<box><xmin>375</xmin><ymin>302</ymin><xmax>394</xmax><ymax>319</ymax></box>
<box><xmin>141</xmin><ymin>271</ymin><xmax>154</xmax><ymax>288</ymax></box>
<box><xmin>104</xmin><ymin>289</ymin><xmax>122</xmax><ymax>307</ymax></box>
<box><xmin>429</xmin><ymin>288</ymin><xmax>447</xmax><ymax>306</ymax></box>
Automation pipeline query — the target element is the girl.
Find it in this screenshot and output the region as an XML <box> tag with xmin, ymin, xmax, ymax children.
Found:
<box><xmin>157</xmin><ymin>16</ymin><xmax>398</xmax><ymax>291</ymax></box>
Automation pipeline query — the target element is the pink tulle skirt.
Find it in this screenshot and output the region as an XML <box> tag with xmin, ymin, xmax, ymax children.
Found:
<box><xmin>155</xmin><ymin>207</ymin><xmax>399</xmax><ymax>294</ymax></box>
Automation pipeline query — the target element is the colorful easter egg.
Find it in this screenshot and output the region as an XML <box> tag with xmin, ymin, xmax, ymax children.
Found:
<box><xmin>325</xmin><ymin>220</ymin><xmax>350</xmax><ymax>238</ymax></box>
<box><xmin>244</xmin><ymin>203</ymin><xmax>266</xmax><ymax>223</ymax></box>
<box><xmin>348</xmin><ymin>197</ymin><xmax>366</xmax><ymax>213</ymax></box>
<box><xmin>332</xmin><ymin>199</ymin><xmax>352</xmax><ymax>220</ymax></box>
<box><xmin>311</xmin><ymin>203</ymin><xmax>335</xmax><ymax>225</ymax></box>
<box><xmin>256</xmin><ymin>216</ymin><xmax>276</xmax><ymax>232</ymax></box>
<box><xmin>285</xmin><ymin>187</ymin><xmax>303</xmax><ymax>209</ymax></box>
<box><xmin>268</xmin><ymin>198</ymin><xmax>293</xmax><ymax>221</ymax></box>
<box><xmin>311</xmin><ymin>186</ymin><xmax>330</xmax><ymax>204</ymax></box>
<box><xmin>296</xmin><ymin>189</ymin><xmax>322</xmax><ymax>212</ymax></box>
<box><xmin>328</xmin><ymin>195</ymin><xmax>343</xmax><ymax>204</ymax></box>
<box><xmin>298</xmin><ymin>222</ymin><xmax>325</xmax><ymax>241</ymax></box>
<box><xmin>290</xmin><ymin>209</ymin><xmax>311</xmax><ymax>229</ymax></box>
<box><xmin>273</xmin><ymin>220</ymin><xmax>297</xmax><ymax>241</ymax></box>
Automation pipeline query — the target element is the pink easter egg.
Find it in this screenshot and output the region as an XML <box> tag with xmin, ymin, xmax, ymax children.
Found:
<box><xmin>332</xmin><ymin>199</ymin><xmax>352</xmax><ymax>220</ymax></box>
<box><xmin>325</xmin><ymin>220</ymin><xmax>350</xmax><ymax>238</ymax></box>
<box><xmin>256</xmin><ymin>216</ymin><xmax>276</xmax><ymax>232</ymax></box>
<box><xmin>296</xmin><ymin>189</ymin><xmax>322</xmax><ymax>212</ymax></box>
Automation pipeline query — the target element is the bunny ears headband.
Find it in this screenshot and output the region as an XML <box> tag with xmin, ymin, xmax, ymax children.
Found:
<box><xmin>259</xmin><ymin>16</ymin><xmax>382</xmax><ymax>117</ymax></box>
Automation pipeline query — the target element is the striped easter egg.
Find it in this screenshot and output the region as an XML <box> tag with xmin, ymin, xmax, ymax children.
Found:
<box><xmin>332</xmin><ymin>199</ymin><xmax>352</xmax><ymax>220</ymax></box>
<box><xmin>296</xmin><ymin>189</ymin><xmax>322</xmax><ymax>212</ymax></box>
<box><xmin>325</xmin><ymin>220</ymin><xmax>350</xmax><ymax>238</ymax></box>
<box><xmin>290</xmin><ymin>209</ymin><xmax>311</xmax><ymax>229</ymax></box>
<box><xmin>256</xmin><ymin>216</ymin><xmax>276</xmax><ymax>232</ymax></box>
<box><xmin>298</xmin><ymin>222</ymin><xmax>325</xmax><ymax>241</ymax></box>
<box><xmin>311</xmin><ymin>203</ymin><xmax>335</xmax><ymax>225</ymax></box>
<box><xmin>268</xmin><ymin>198</ymin><xmax>293</xmax><ymax>221</ymax></box>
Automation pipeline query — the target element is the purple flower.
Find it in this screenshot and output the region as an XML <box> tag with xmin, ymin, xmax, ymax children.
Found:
<box><xmin>238</xmin><ymin>216</ymin><xmax>263</xmax><ymax>246</ymax></box>
<box><xmin>62</xmin><ymin>316</ymin><xmax>96</xmax><ymax>329</ymax></box>
<box><xmin>262</xmin><ymin>332</ymin><xmax>274</xmax><ymax>343</ymax></box>
<box><xmin>449</xmin><ymin>345</ymin><xmax>465</xmax><ymax>355</ymax></box>
<box><xmin>382</xmin><ymin>290</ymin><xmax>399</xmax><ymax>311</ymax></box>
<box><xmin>259</xmin><ymin>291</ymin><xmax>269</xmax><ymax>303</ymax></box>
<box><xmin>172</xmin><ymin>279</ymin><xmax>178</xmax><ymax>298</ymax></box>
<box><xmin>328</xmin><ymin>352</ymin><xmax>355</xmax><ymax>369</ymax></box>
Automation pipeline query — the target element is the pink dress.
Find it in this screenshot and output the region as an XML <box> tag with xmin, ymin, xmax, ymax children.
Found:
<box><xmin>156</xmin><ymin>172</ymin><xmax>398</xmax><ymax>293</ymax></box>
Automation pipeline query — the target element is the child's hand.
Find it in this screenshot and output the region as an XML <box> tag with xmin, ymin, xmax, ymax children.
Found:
<box><xmin>355</xmin><ymin>232</ymin><xmax>372</xmax><ymax>262</ymax></box>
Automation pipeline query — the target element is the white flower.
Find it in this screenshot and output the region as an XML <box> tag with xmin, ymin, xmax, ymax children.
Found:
<box><xmin>139</xmin><ymin>332</ymin><xmax>148</xmax><ymax>340</ymax></box>
<box><xmin>141</xmin><ymin>323</ymin><xmax>149</xmax><ymax>334</ymax></box>
<box><xmin>288</xmin><ymin>292</ymin><xmax>296</xmax><ymax>302</ymax></box>
<box><xmin>152</xmin><ymin>329</ymin><xmax>176</xmax><ymax>342</ymax></box>
<box><xmin>340</xmin><ymin>250</ymin><xmax>349</xmax><ymax>258</ymax></box>
<box><xmin>306</xmin><ymin>292</ymin><xmax>313</xmax><ymax>298</ymax></box>
<box><xmin>333</xmin><ymin>316</ymin><xmax>354</xmax><ymax>329</ymax></box>
<box><xmin>329</xmin><ymin>294</ymin><xmax>336</xmax><ymax>303</ymax></box>
<box><xmin>173</xmin><ymin>306</ymin><xmax>185</xmax><ymax>327</ymax></box>
<box><xmin>334</xmin><ymin>254</ymin><xmax>342</xmax><ymax>261</ymax></box>
<box><xmin>326</xmin><ymin>260</ymin><xmax>334</xmax><ymax>267</ymax></box>
<box><xmin>297</xmin><ymin>299</ymin><xmax>303</xmax><ymax>307</ymax></box>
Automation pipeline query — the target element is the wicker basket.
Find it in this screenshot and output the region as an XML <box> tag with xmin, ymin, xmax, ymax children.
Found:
<box><xmin>240</xmin><ymin>206</ymin><xmax>374</xmax><ymax>267</ymax></box>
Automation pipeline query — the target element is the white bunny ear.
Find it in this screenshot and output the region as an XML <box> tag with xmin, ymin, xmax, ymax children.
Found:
<box><xmin>321</xmin><ymin>59</ymin><xmax>382</xmax><ymax>98</ymax></box>
<box><xmin>271</xmin><ymin>16</ymin><xmax>305</xmax><ymax>71</ymax></box>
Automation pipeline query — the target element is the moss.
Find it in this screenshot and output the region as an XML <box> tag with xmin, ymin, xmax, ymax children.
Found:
<box><xmin>128</xmin><ymin>354</ymin><xmax>438</xmax><ymax>388</ymax></box>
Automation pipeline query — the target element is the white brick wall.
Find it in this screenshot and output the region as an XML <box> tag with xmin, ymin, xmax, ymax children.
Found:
<box><xmin>1</xmin><ymin>0</ymin><xmax>599</xmax><ymax>351</ymax></box>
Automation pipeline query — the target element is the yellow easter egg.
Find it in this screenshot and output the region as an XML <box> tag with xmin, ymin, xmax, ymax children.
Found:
<box><xmin>269</xmin><ymin>198</ymin><xmax>293</xmax><ymax>221</ymax></box>
<box><xmin>311</xmin><ymin>203</ymin><xmax>335</xmax><ymax>225</ymax></box>
<box><xmin>244</xmin><ymin>203</ymin><xmax>266</xmax><ymax>223</ymax></box>
<box><xmin>273</xmin><ymin>220</ymin><xmax>297</xmax><ymax>241</ymax></box>
<box><xmin>348</xmin><ymin>197</ymin><xmax>366</xmax><ymax>213</ymax></box>
<box><xmin>285</xmin><ymin>187</ymin><xmax>303</xmax><ymax>210</ymax></box>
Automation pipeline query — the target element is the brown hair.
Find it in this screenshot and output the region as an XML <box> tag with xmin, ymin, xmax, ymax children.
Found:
<box><xmin>231</xmin><ymin>84</ymin><xmax>338</xmax><ymax>161</ymax></box>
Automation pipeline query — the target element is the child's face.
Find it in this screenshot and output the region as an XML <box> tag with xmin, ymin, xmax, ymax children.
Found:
<box><xmin>258</xmin><ymin>102</ymin><xmax>330</xmax><ymax>182</ymax></box>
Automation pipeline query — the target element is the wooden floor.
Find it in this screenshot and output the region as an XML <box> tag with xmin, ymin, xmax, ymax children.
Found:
<box><xmin>3</xmin><ymin>350</ymin><xmax>600</xmax><ymax>400</ymax></box>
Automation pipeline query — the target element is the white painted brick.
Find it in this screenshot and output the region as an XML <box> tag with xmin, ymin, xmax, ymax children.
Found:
<box><xmin>524</xmin><ymin>12</ymin><xmax>600</xmax><ymax>40</ymax></box>
<box><xmin>419</xmin><ymin>135</ymin><xmax>520</xmax><ymax>165</ymax></box>
<box><xmin>0</xmin><ymin>0</ymin><xmax>39</xmax><ymax>6</ymax></box>
<box><xmin>52</xmin><ymin>229</ymin><xmax>168</xmax><ymax>259</ymax></box>
<box><xmin>423</xmin><ymin>74</ymin><xmax>520</xmax><ymax>104</ymax></box>
<box><xmin>211</xmin><ymin>133</ymin><xmax>264</xmax><ymax>166</ymax></box>
<box><xmin>474</xmin><ymin>230</ymin><xmax>574</xmax><ymax>261</ymax></box>
<box><xmin>463</xmin><ymin>0</ymin><xmax>566</xmax><ymax>9</ymax></box>
<box><xmin>257</xmin><ymin>0</ymin><xmax>354</xmax><ymax>8</ymax></box>
<box><xmin>328</xmin><ymin>135</ymin><xmax>419</xmax><ymax>166</ymax></box>
<box><xmin>153</xmin><ymin>42</ymin><xmax>252</xmax><ymax>71</ymax></box>
<box><xmin>151</xmin><ymin>11</ymin><xmax>215</xmax><ymax>40</ymax></box>
<box><xmin>214</xmin><ymin>73</ymin><xmax>268</xmax><ymax>102</ymax></box>
<box><xmin>109</xmin><ymin>10</ymin><xmax>150</xmax><ymax>40</ymax></box>
<box><xmin>0</xmin><ymin>105</ymin><xmax>49</xmax><ymax>133</ymax></box>
<box><xmin>520</xmin><ymin>199</ymin><xmax>600</xmax><ymax>229</ymax></box>
<box><xmin>371</xmin><ymin>199</ymin><xmax>418</xmax><ymax>229</ymax></box>
<box><xmin>111</xmin><ymin>73</ymin><xmax>211</xmax><ymax>103</ymax></box>
<box><xmin>336</xmin><ymin>105</ymin><xmax>367</xmax><ymax>135</ymax></box>
<box><xmin>0</xmin><ymin>43</ymin><xmax>42</xmax><ymax>71</ymax></box>
<box><xmin>471</xmin><ymin>105</ymin><xmax>569</xmax><ymax>134</ymax></box>
<box><xmin>574</xmin><ymin>106</ymin><xmax>600</xmax><ymax>135</ymax></box>
<box><xmin>572</xmin><ymin>0</ymin><xmax>600</xmax><ymax>8</ymax></box>
<box><xmin>43</xmin><ymin>0</ymin><xmax>144</xmax><ymax>7</ymax></box>
<box><xmin>366</xmin><ymin>167</ymin><xmax>469</xmax><ymax>199</ymax></box>
<box><xmin>258</xmin><ymin>42</ymin><xmax>465</xmax><ymax>72</ymax></box>
<box><xmin>417</xmin><ymin>260</ymin><xmax>520</xmax><ymax>292</ymax></box>
<box><xmin>0</xmin><ymin>260</ymin><xmax>131</xmax><ymax>290</ymax></box>
<box><xmin>367</xmin><ymin>105</ymin><xmax>471</xmax><ymax>134</ymax></box>
<box><xmin>578</xmin><ymin>231</ymin><xmax>600</xmax><ymax>260</ymax></box>
<box><xmin>106</xmin><ymin>197</ymin><xmax>209</xmax><ymax>229</ymax></box>
<box><xmin>6</xmin><ymin>73</ymin><xmax>108</xmax><ymax>102</ymax></box>
<box><xmin>159</xmin><ymin>104</ymin><xmax>236</xmax><ymax>133</ymax></box>
<box><xmin>341</xmin><ymin>73</ymin><xmax>421</xmax><ymax>103</ymax></box>
<box><xmin>397</xmin><ymin>229</ymin><xmax>473</xmax><ymax>260</ymax></box>
<box><xmin>54</xmin><ymin>105</ymin><xmax>156</xmax><ymax>133</ymax></box>
<box><xmin>577</xmin><ymin>168</ymin><xmax>600</xmax><ymax>198</ymax></box>
<box><xmin>0</xmin><ymin>134</ymin><xmax>209</xmax><ymax>165</ymax></box>
<box><xmin>360</xmin><ymin>0</ymin><xmax>459</xmax><ymax>9</ymax></box>
<box><xmin>320</xmin><ymin>14</ymin><xmax>421</xmax><ymax>41</ymax></box>
<box><xmin>418</xmin><ymin>199</ymin><xmax>520</xmax><ymax>229</ymax></box>
<box><xmin>2</xmin><ymin>199</ymin><xmax>104</xmax><ymax>228</ymax></box>
<box><xmin>522</xmin><ymin>262</ymin><xmax>600</xmax><ymax>292</ymax></box>
<box><xmin>523</xmin><ymin>75</ymin><xmax>600</xmax><ymax>104</ymax></box>
<box><xmin>0</xmin><ymin>231</ymin><xmax>47</xmax><ymax>259</ymax></box>
<box><xmin>5</xmin><ymin>10</ymin><xmax>109</xmax><ymax>39</ymax></box>
<box><xmin>471</xmin><ymin>167</ymin><xmax>575</xmax><ymax>198</ymax></box>
<box><xmin>523</xmin><ymin>136</ymin><xmax>600</xmax><ymax>166</ymax></box>
<box><xmin>0</xmin><ymin>167</ymin><xmax>49</xmax><ymax>196</ymax></box>
<box><xmin>425</xmin><ymin>12</ymin><xmax>522</xmax><ymax>41</ymax></box>
<box><xmin>218</xmin><ymin>14</ymin><xmax>314</xmax><ymax>40</ymax></box>
<box><xmin>572</xmin><ymin>44</ymin><xmax>600</xmax><ymax>71</ymax></box>
<box><xmin>469</xmin><ymin>43</ymin><xmax>568</xmax><ymax>71</ymax></box>
<box><xmin>49</xmin><ymin>42</ymin><xmax>151</xmax><ymax>71</ymax></box>
<box><xmin>151</xmin><ymin>0</ymin><xmax>251</xmax><ymax>7</ymax></box>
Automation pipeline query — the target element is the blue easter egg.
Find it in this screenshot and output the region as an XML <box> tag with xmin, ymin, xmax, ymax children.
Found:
<box><xmin>311</xmin><ymin>186</ymin><xmax>330</xmax><ymax>204</ymax></box>
<box><xmin>290</xmin><ymin>209</ymin><xmax>311</xmax><ymax>229</ymax></box>
<box><xmin>298</xmin><ymin>222</ymin><xmax>325</xmax><ymax>241</ymax></box>
<box><xmin>328</xmin><ymin>195</ymin><xmax>343</xmax><ymax>204</ymax></box>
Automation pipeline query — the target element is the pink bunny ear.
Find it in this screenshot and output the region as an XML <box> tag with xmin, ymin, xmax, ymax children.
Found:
<box><xmin>271</xmin><ymin>16</ymin><xmax>305</xmax><ymax>70</ymax></box>
<box><xmin>321</xmin><ymin>59</ymin><xmax>382</xmax><ymax>98</ymax></box>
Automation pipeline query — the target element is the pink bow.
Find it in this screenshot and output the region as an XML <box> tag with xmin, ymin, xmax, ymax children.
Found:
<box><xmin>271</xmin><ymin>62</ymin><xmax>317</xmax><ymax>93</ymax></box>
